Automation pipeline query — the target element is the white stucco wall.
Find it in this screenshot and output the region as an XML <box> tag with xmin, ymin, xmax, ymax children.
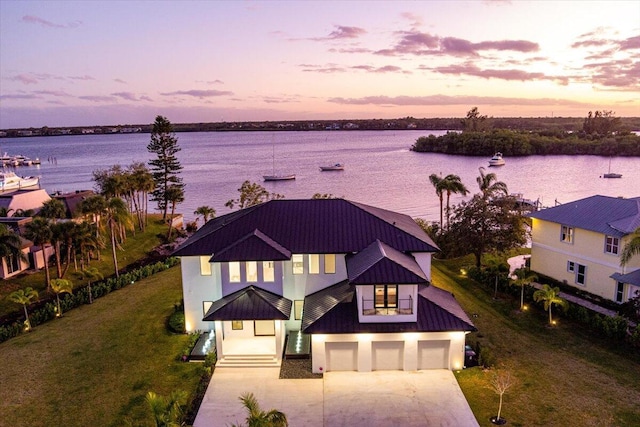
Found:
<box><xmin>413</xmin><ymin>252</ymin><xmax>433</xmax><ymax>282</ymax></box>
<box><xmin>181</xmin><ymin>256</ymin><xmax>220</xmax><ymax>332</ymax></box>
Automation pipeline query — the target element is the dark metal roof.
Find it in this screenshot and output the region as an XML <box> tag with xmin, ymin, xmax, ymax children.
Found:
<box><xmin>527</xmin><ymin>195</ymin><xmax>640</xmax><ymax>238</ymax></box>
<box><xmin>203</xmin><ymin>285</ymin><xmax>292</xmax><ymax>321</ymax></box>
<box><xmin>346</xmin><ymin>239</ymin><xmax>428</xmax><ymax>285</ymax></box>
<box><xmin>611</xmin><ymin>269</ymin><xmax>640</xmax><ymax>287</ymax></box>
<box><xmin>210</xmin><ymin>229</ymin><xmax>291</xmax><ymax>262</ymax></box>
<box><xmin>173</xmin><ymin>199</ymin><xmax>439</xmax><ymax>259</ymax></box>
<box><xmin>301</xmin><ymin>283</ymin><xmax>476</xmax><ymax>334</ymax></box>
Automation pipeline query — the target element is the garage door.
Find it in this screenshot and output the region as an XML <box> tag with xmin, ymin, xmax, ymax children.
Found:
<box><xmin>326</xmin><ymin>342</ymin><xmax>358</xmax><ymax>371</ymax></box>
<box><xmin>417</xmin><ymin>340</ymin><xmax>449</xmax><ymax>369</ymax></box>
<box><xmin>372</xmin><ymin>341</ymin><xmax>404</xmax><ymax>371</ymax></box>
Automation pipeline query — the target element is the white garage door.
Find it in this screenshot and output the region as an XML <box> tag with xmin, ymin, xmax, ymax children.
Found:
<box><xmin>418</xmin><ymin>340</ymin><xmax>449</xmax><ymax>369</ymax></box>
<box><xmin>326</xmin><ymin>342</ymin><xmax>358</xmax><ymax>371</ymax></box>
<box><xmin>372</xmin><ymin>341</ymin><xmax>404</xmax><ymax>371</ymax></box>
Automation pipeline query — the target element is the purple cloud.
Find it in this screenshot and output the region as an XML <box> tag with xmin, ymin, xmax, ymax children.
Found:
<box><xmin>33</xmin><ymin>90</ymin><xmax>71</xmax><ymax>97</ymax></box>
<box><xmin>68</xmin><ymin>75</ymin><xmax>95</xmax><ymax>81</ymax></box>
<box><xmin>9</xmin><ymin>74</ymin><xmax>39</xmax><ymax>85</ymax></box>
<box><xmin>327</xmin><ymin>94</ymin><xmax>585</xmax><ymax>107</ymax></box>
<box><xmin>79</xmin><ymin>95</ymin><xmax>117</xmax><ymax>102</ymax></box>
<box><xmin>0</xmin><ymin>94</ymin><xmax>39</xmax><ymax>100</ymax></box>
<box><xmin>429</xmin><ymin>63</ymin><xmax>568</xmax><ymax>84</ymax></box>
<box><xmin>111</xmin><ymin>92</ymin><xmax>139</xmax><ymax>101</ymax></box>
<box><xmin>22</xmin><ymin>15</ymin><xmax>81</xmax><ymax>29</ymax></box>
<box><xmin>327</xmin><ymin>25</ymin><xmax>366</xmax><ymax>40</ymax></box>
<box><xmin>160</xmin><ymin>89</ymin><xmax>233</xmax><ymax>98</ymax></box>
<box><xmin>114</xmin><ymin>78</ymin><xmax>127</xmax><ymax>84</ymax></box>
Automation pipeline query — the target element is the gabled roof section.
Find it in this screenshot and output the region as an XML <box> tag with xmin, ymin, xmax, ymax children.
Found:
<box><xmin>301</xmin><ymin>283</ymin><xmax>476</xmax><ymax>334</ymax></box>
<box><xmin>347</xmin><ymin>239</ymin><xmax>428</xmax><ymax>285</ymax></box>
<box><xmin>210</xmin><ymin>229</ymin><xmax>291</xmax><ymax>262</ymax></box>
<box><xmin>527</xmin><ymin>195</ymin><xmax>640</xmax><ymax>237</ymax></box>
<box><xmin>172</xmin><ymin>199</ymin><xmax>439</xmax><ymax>259</ymax></box>
<box><xmin>611</xmin><ymin>269</ymin><xmax>640</xmax><ymax>287</ymax></box>
<box><xmin>203</xmin><ymin>285</ymin><xmax>292</xmax><ymax>321</ymax></box>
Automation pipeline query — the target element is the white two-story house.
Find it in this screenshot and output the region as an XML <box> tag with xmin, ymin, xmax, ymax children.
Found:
<box><xmin>173</xmin><ymin>199</ymin><xmax>476</xmax><ymax>373</ymax></box>
<box><xmin>528</xmin><ymin>195</ymin><xmax>640</xmax><ymax>303</ymax></box>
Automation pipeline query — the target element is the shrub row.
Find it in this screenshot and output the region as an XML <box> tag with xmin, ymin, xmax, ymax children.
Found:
<box><xmin>0</xmin><ymin>257</ymin><xmax>180</xmax><ymax>343</ymax></box>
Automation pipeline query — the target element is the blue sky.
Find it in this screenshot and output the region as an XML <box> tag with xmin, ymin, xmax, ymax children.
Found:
<box><xmin>1</xmin><ymin>0</ymin><xmax>638</xmax><ymax>128</ymax></box>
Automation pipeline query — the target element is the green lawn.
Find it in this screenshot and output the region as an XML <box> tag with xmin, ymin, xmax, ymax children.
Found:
<box><xmin>433</xmin><ymin>259</ymin><xmax>640</xmax><ymax>427</ymax></box>
<box><xmin>0</xmin><ymin>265</ymin><xmax>201</xmax><ymax>427</ymax></box>
<box><xmin>0</xmin><ymin>216</ymin><xmax>167</xmax><ymax>318</ymax></box>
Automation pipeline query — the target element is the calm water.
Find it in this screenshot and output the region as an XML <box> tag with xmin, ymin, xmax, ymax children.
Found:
<box><xmin>1</xmin><ymin>131</ymin><xmax>639</xmax><ymax>222</ymax></box>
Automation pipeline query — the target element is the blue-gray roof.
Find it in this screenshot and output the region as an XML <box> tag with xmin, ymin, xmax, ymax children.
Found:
<box><xmin>346</xmin><ymin>239</ymin><xmax>428</xmax><ymax>285</ymax></box>
<box><xmin>611</xmin><ymin>270</ymin><xmax>640</xmax><ymax>287</ymax></box>
<box><xmin>527</xmin><ymin>195</ymin><xmax>640</xmax><ymax>237</ymax></box>
<box><xmin>174</xmin><ymin>199</ymin><xmax>439</xmax><ymax>259</ymax></box>
<box><xmin>203</xmin><ymin>286</ymin><xmax>292</xmax><ymax>321</ymax></box>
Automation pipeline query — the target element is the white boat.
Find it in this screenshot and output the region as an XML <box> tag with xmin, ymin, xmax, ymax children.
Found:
<box><xmin>0</xmin><ymin>171</ymin><xmax>40</xmax><ymax>191</ymax></box>
<box><xmin>488</xmin><ymin>152</ymin><xmax>505</xmax><ymax>166</ymax></box>
<box><xmin>320</xmin><ymin>163</ymin><xmax>344</xmax><ymax>171</ymax></box>
<box><xmin>602</xmin><ymin>157</ymin><xmax>622</xmax><ymax>178</ymax></box>
<box><xmin>263</xmin><ymin>143</ymin><xmax>295</xmax><ymax>182</ymax></box>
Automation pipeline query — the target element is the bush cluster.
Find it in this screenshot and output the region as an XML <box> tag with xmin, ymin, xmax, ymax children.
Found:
<box><xmin>0</xmin><ymin>257</ymin><xmax>180</xmax><ymax>343</ymax></box>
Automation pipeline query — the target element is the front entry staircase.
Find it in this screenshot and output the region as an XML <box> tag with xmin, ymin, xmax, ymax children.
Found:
<box><xmin>216</xmin><ymin>354</ymin><xmax>280</xmax><ymax>368</ymax></box>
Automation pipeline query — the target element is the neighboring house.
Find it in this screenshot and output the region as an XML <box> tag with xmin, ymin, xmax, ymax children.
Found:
<box><xmin>0</xmin><ymin>236</ymin><xmax>31</xmax><ymax>279</ymax></box>
<box><xmin>0</xmin><ymin>217</ymin><xmax>54</xmax><ymax>274</ymax></box>
<box><xmin>528</xmin><ymin>195</ymin><xmax>640</xmax><ymax>303</ymax></box>
<box><xmin>52</xmin><ymin>190</ymin><xmax>95</xmax><ymax>219</ymax></box>
<box><xmin>0</xmin><ymin>189</ymin><xmax>51</xmax><ymax>216</ymax></box>
<box><xmin>173</xmin><ymin>199</ymin><xmax>476</xmax><ymax>373</ymax></box>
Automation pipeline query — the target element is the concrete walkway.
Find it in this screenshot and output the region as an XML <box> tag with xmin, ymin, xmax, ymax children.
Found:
<box><xmin>507</xmin><ymin>255</ymin><xmax>618</xmax><ymax>317</ymax></box>
<box><xmin>194</xmin><ymin>368</ymin><xmax>479</xmax><ymax>427</ymax></box>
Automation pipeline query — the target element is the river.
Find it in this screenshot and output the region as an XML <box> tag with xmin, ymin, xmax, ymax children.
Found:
<box><xmin>1</xmin><ymin>130</ymin><xmax>638</xmax><ymax>223</ymax></box>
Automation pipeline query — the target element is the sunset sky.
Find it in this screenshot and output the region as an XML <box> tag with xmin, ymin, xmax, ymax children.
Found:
<box><xmin>1</xmin><ymin>0</ymin><xmax>638</xmax><ymax>129</ymax></box>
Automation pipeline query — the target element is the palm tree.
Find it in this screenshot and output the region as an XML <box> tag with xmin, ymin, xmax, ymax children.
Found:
<box><xmin>8</xmin><ymin>287</ymin><xmax>39</xmax><ymax>330</ymax></box>
<box><xmin>231</xmin><ymin>392</ymin><xmax>288</xmax><ymax>427</ymax></box>
<box><xmin>428</xmin><ymin>173</ymin><xmax>445</xmax><ymax>231</ymax></box>
<box><xmin>194</xmin><ymin>205</ymin><xmax>216</xmax><ymax>224</ymax></box>
<box><xmin>24</xmin><ymin>217</ymin><xmax>53</xmax><ymax>290</ymax></box>
<box><xmin>78</xmin><ymin>195</ymin><xmax>107</xmax><ymax>238</ymax></box>
<box><xmin>0</xmin><ymin>207</ymin><xmax>14</xmax><ymax>217</ymax></box>
<box><xmin>38</xmin><ymin>198</ymin><xmax>67</xmax><ymax>220</ymax></box>
<box><xmin>166</xmin><ymin>185</ymin><xmax>185</xmax><ymax>240</ymax></box>
<box><xmin>441</xmin><ymin>174</ymin><xmax>469</xmax><ymax>230</ymax></box>
<box><xmin>510</xmin><ymin>267</ymin><xmax>537</xmax><ymax>311</ymax></box>
<box><xmin>0</xmin><ymin>223</ymin><xmax>27</xmax><ymax>275</ymax></box>
<box><xmin>50</xmin><ymin>278</ymin><xmax>73</xmax><ymax>317</ymax></box>
<box><xmin>105</xmin><ymin>197</ymin><xmax>133</xmax><ymax>277</ymax></box>
<box><xmin>621</xmin><ymin>227</ymin><xmax>640</xmax><ymax>266</ymax></box>
<box><xmin>145</xmin><ymin>390</ymin><xmax>187</xmax><ymax>427</ymax></box>
<box><xmin>533</xmin><ymin>284</ymin><xmax>567</xmax><ymax>325</ymax></box>
<box><xmin>76</xmin><ymin>266</ymin><xmax>103</xmax><ymax>304</ymax></box>
<box><xmin>476</xmin><ymin>167</ymin><xmax>508</xmax><ymax>199</ymax></box>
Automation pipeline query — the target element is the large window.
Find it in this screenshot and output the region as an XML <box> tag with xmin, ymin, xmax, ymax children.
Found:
<box><xmin>324</xmin><ymin>254</ymin><xmax>336</xmax><ymax>274</ymax></box>
<box><xmin>292</xmin><ymin>254</ymin><xmax>304</xmax><ymax>275</ymax></box>
<box><xmin>6</xmin><ymin>254</ymin><xmax>20</xmax><ymax>274</ymax></box>
<box><xmin>229</xmin><ymin>261</ymin><xmax>241</xmax><ymax>282</ymax></box>
<box><xmin>309</xmin><ymin>254</ymin><xmax>320</xmax><ymax>274</ymax></box>
<box><xmin>576</xmin><ymin>264</ymin><xmax>586</xmax><ymax>285</ymax></box>
<box><xmin>263</xmin><ymin>261</ymin><xmax>275</xmax><ymax>282</ymax></box>
<box><xmin>246</xmin><ymin>261</ymin><xmax>258</xmax><ymax>282</ymax></box>
<box><xmin>374</xmin><ymin>284</ymin><xmax>398</xmax><ymax>308</ymax></box>
<box><xmin>199</xmin><ymin>256</ymin><xmax>212</xmax><ymax>276</ymax></box>
<box><xmin>561</xmin><ymin>225</ymin><xmax>574</xmax><ymax>243</ymax></box>
<box><xmin>605</xmin><ymin>236</ymin><xmax>619</xmax><ymax>255</ymax></box>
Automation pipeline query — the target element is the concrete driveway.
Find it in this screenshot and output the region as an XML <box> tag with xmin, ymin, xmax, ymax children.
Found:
<box><xmin>194</xmin><ymin>368</ymin><xmax>479</xmax><ymax>427</ymax></box>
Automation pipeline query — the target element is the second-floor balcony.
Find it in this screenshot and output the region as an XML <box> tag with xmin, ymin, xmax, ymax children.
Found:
<box><xmin>362</xmin><ymin>295</ymin><xmax>413</xmax><ymax>316</ymax></box>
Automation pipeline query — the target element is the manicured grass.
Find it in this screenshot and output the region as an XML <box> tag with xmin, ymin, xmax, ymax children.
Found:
<box><xmin>433</xmin><ymin>258</ymin><xmax>640</xmax><ymax>427</ymax></box>
<box><xmin>0</xmin><ymin>265</ymin><xmax>201</xmax><ymax>427</ymax></box>
<box><xmin>0</xmin><ymin>216</ymin><xmax>168</xmax><ymax>318</ymax></box>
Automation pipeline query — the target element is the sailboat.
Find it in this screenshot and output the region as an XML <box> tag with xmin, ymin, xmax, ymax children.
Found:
<box><xmin>602</xmin><ymin>157</ymin><xmax>622</xmax><ymax>178</ymax></box>
<box><xmin>263</xmin><ymin>143</ymin><xmax>295</xmax><ymax>182</ymax></box>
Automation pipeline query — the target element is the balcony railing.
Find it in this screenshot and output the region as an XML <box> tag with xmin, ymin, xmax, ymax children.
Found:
<box><xmin>362</xmin><ymin>295</ymin><xmax>413</xmax><ymax>315</ymax></box>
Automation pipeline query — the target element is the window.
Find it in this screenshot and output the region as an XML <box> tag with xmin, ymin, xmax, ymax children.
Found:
<box><xmin>229</xmin><ymin>261</ymin><xmax>241</xmax><ymax>282</ymax></box>
<box><xmin>199</xmin><ymin>256</ymin><xmax>212</xmax><ymax>276</ymax></box>
<box><xmin>309</xmin><ymin>254</ymin><xmax>320</xmax><ymax>274</ymax></box>
<box><xmin>263</xmin><ymin>261</ymin><xmax>275</xmax><ymax>282</ymax></box>
<box><xmin>576</xmin><ymin>264</ymin><xmax>586</xmax><ymax>285</ymax></box>
<box><xmin>561</xmin><ymin>225</ymin><xmax>574</xmax><ymax>243</ymax></box>
<box><xmin>374</xmin><ymin>284</ymin><xmax>398</xmax><ymax>308</ymax></box>
<box><xmin>246</xmin><ymin>261</ymin><xmax>258</xmax><ymax>282</ymax></box>
<box><xmin>6</xmin><ymin>254</ymin><xmax>20</xmax><ymax>274</ymax></box>
<box><xmin>605</xmin><ymin>236</ymin><xmax>619</xmax><ymax>255</ymax></box>
<box><xmin>615</xmin><ymin>282</ymin><xmax>624</xmax><ymax>303</ymax></box>
<box><xmin>324</xmin><ymin>254</ymin><xmax>336</xmax><ymax>274</ymax></box>
<box><xmin>203</xmin><ymin>301</ymin><xmax>213</xmax><ymax>316</ymax></box>
<box><xmin>232</xmin><ymin>320</ymin><xmax>243</xmax><ymax>330</ymax></box>
<box><xmin>567</xmin><ymin>261</ymin><xmax>575</xmax><ymax>272</ymax></box>
<box><xmin>294</xmin><ymin>300</ymin><xmax>304</xmax><ymax>320</ymax></box>
<box><xmin>292</xmin><ymin>254</ymin><xmax>304</xmax><ymax>275</ymax></box>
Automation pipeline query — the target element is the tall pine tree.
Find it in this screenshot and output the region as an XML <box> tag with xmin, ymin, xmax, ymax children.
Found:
<box><xmin>147</xmin><ymin>116</ymin><xmax>184</xmax><ymax>220</ymax></box>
